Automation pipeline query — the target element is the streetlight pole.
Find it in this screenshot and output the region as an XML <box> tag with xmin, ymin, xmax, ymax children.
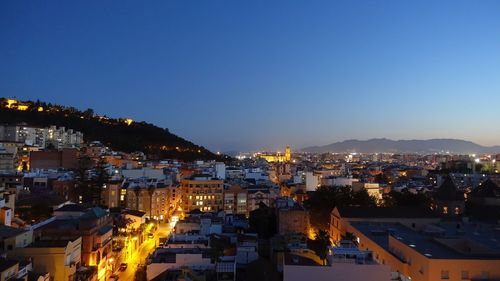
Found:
<box><xmin>473</xmin><ymin>158</ymin><xmax>480</xmax><ymax>188</ymax></box>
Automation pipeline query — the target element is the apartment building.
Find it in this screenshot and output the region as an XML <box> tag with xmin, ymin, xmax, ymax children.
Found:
<box><xmin>180</xmin><ymin>175</ymin><xmax>223</xmax><ymax>213</ymax></box>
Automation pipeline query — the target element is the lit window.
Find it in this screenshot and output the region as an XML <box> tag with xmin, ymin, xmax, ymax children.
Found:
<box><xmin>443</xmin><ymin>206</ymin><xmax>448</xmax><ymax>214</ymax></box>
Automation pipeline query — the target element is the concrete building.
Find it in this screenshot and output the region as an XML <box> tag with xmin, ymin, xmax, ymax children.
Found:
<box><xmin>321</xmin><ymin>176</ymin><xmax>359</xmax><ymax>187</ymax></box>
<box><xmin>348</xmin><ymin>221</ymin><xmax>500</xmax><ymax>281</ymax></box>
<box><xmin>11</xmin><ymin>237</ymin><xmax>82</xmax><ymax>281</ymax></box>
<box><xmin>0</xmin><ymin>125</ymin><xmax>83</xmax><ymax>149</ymax></box>
<box><xmin>0</xmin><ymin>150</ymin><xmax>16</xmax><ymax>173</ymax></box>
<box><xmin>283</xmin><ymin>245</ymin><xmax>391</xmax><ymax>281</ymax></box>
<box><xmin>432</xmin><ymin>176</ymin><xmax>465</xmax><ymax>217</ymax></box>
<box><xmin>283</xmin><ymin>242</ymin><xmax>391</xmax><ymax>281</ymax></box>
<box><xmin>277</xmin><ymin>200</ymin><xmax>310</xmax><ymax>236</ymax></box>
<box><xmin>123</xmin><ymin>209</ymin><xmax>146</xmax><ymax>230</ymax></box>
<box><xmin>305</xmin><ymin>172</ymin><xmax>319</xmax><ymax>191</ymax></box>
<box><xmin>125</xmin><ymin>185</ymin><xmax>171</xmax><ymax>220</ymax></box>
<box><xmin>121</xmin><ymin>167</ymin><xmax>167</xmax><ymax>181</ymax></box>
<box><xmin>352</xmin><ymin>182</ymin><xmax>383</xmax><ymax>202</ymax></box>
<box><xmin>180</xmin><ymin>175</ymin><xmax>223</xmax><ymax>213</ymax></box>
<box><xmin>0</xmin><ymin>224</ymin><xmax>33</xmax><ymax>253</ymax></box>
<box><xmin>0</xmin><ymin>258</ymin><xmax>19</xmax><ymax>281</ymax></box>
<box><xmin>100</xmin><ymin>180</ymin><xmax>121</xmax><ymax>208</ymax></box>
<box><xmin>223</xmin><ymin>185</ymin><xmax>248</xmax><ymax>216</ymax></box>
<box><xmin>147</xmin><ymin>247</ymin><xmax>214</xmax><ymax>280</ymax></box>
<box><xmin>246</xmin><ymin>186</ymin><xmax>278</xmax><ymax>213</ymax></box>
<box><xmin>330</xmin><ymin>206</ymin><xmax>439</xmax><ymax>243</ymax></box>
<box><xmin>35</xmin><ymin>207</ymin><xmax>113</xmax><ymax>281</ymax></box>
<box><xmin>215</xmin><ymin>162</ymin><xmax>226</xmax><ymax>180</ymax></box>
<box><xmin>29</xmin><ymin>148</ymin><xmax>79</xmax><ymax>170</ymax></box>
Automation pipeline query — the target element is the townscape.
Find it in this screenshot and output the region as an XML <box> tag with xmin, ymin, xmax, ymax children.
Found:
<box><xmin>2</xmin><ymin>1</ymin><xmax>500</xmax><ymax>280</ymax></box>
<box><xmin>1</xmin><ymin>99</ymin><xmax>500</xmax><ymax>281</ymax></box>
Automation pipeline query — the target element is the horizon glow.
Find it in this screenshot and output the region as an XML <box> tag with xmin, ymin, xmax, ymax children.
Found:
<box><xmin>1</xmin><ymin>0</ymin><xmax>499</xmax><ymax>152</ymax></box>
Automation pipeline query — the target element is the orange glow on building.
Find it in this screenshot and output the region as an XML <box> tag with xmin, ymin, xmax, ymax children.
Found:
<box><xmin>258</xmin><ymin>145</ymin><xmax>292</xmax><ymax>163</ymax></box>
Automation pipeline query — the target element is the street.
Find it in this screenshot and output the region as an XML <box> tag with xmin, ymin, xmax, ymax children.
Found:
<box><xmin>115</xmin><ymin>222</ymin><xmax>172</xmax><ymax>281</ymax></box>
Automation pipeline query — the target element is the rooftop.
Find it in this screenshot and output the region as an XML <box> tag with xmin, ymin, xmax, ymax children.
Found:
<box><xmin>283</xmin><ymin>253</ymin><xmax>321</xmax><ymax>266</ymax></box>
<box><xmin>471</xmin><ymin>179</ymin><xmax>500</xmax><ymax>198</ymax></box>
<box><xmin>0</xmin><ymin>224</ymin><xmax>28</xmax><ymax>239</ymax></box>
<box><xmin>434</xmin><ymin>176</ymin><xmax>464</xmax><ymax>201</ymax></box>
<box><xmin>0</xmin><ymin>258</ymin><xmax>18</xmax><ymax>272</ymax></box>
<box><xmin>27</xmin><ymin>239</ymin><xmax>78</xmax><ymax>248</ymax></box>
<box><xmin>335</xmin><ymin>206</ymin><xmax>438</xmax><ymax>219</ymax></box>
<box><xmin>351</xmin><ymin>221</ymin><xmax>500</xmax><ymax>260</ymax></box>
<box><xmin>54</xmin><ymin>204</ymin><xmax>87</xmax><ymax>213</ymax></box>
<box><xmin>80</xmin><ymin>207</ymin><xmax>108</xmax><ymax>220</ymax></box>
<box><xmin>123</xmin><ymin>209</ymin><xmax>146</xmax><ymax>218</ymax></box>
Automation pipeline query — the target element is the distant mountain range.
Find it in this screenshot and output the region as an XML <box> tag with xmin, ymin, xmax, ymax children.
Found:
<box><xmin>302</xmin><ymin>138</ymin><xmax>500</xmax><ymax>154</ymax></box>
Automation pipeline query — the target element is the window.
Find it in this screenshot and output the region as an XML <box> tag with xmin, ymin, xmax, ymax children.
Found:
<box><xmin>461</xmin><ymin>271</ymin><xmax>468</xmax><ymax>280</ymax></box>
<box><xmin>441</xmin><ymin>270</ymin><xmax>449</xmax><ymax>279</ymax></box>
<box><xmin>481</xmin><ymin>271</ymin><xmax>489</xmax><ymax>279</ymax></box>
<box><xmin>443</xmin><ymin>206</ymin><xmax>448</xmax><ymax>214</ymax></box>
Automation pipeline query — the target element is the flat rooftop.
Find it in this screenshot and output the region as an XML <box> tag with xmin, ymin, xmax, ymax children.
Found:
<box><xmin>0</xmin><ymin>224</ymin><xmax>28</xmax><ymax>239</ymax></box>
<box><xmin>351</xmin><ymin>221</ymin><xmax>500</xmax><ymax>260</ymax></box>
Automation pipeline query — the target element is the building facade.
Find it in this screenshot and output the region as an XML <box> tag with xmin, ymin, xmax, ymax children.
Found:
<box><xmin>180</xmin><ymin>175</ymin><xmax>223</xmax><ymax>213</ymax></box>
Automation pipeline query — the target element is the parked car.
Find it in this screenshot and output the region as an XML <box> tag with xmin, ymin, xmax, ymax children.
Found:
<box><xmin>119</xmin><ymin>263</ymin><xmax>128</xmax><ymax>271</ymax></box>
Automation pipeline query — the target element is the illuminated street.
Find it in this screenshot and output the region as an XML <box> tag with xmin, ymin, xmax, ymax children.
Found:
<box><xmin>115</xmin><ymin>222</ymin><xmax>174</xmax><ymax>281</ymax></box>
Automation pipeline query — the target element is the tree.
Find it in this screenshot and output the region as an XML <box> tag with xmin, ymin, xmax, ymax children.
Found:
<box><xmin>374</xmin><ymin>173</ymin><xmax>389</xmax><ymax>184</ymax></box>
<box><xmin>147</xmin><ymin>186</ymin><xmax>155</xmax><ymax>219</ymax></box>
<box><xmin>382</xmin><ymin>189</ymin><xmax>431</xmax><ymax>208</ymax></box>
<box><xmin>304</xmin><ymin>186</ymin><xmax>377</xmax><ymax>230</ymax></box>
<box><xmin>342</xmin><ymin>232</ymin><xmax>358</xmax><ymax>246</ymax></box>
<box><xmin>76</xmin><ymin>156</ymin><xmax>93</xmax><ymax>205</ymax></box>
<box><xmin>91</xmin><ymin>157</ymin><xmax>109</xmax><ymax>206</ymax></box>
<box><xmin>248</xmin><ymin>202</ymin><xmax>277</xmax><ymax>239</ymax></box>
<box><xmin>83</xmin><ymin>108</ymin><xmax>94</xmax><ymax>118</ymax></box>
<box><xmin>133</xmin><ymin>187</ymin><xmax>141</xmax><ymax>211</ymax></box>
<box><xmin>313</xmin><ymin>230</ymin><xmax>332</xmax><ymax>265</ymax></box>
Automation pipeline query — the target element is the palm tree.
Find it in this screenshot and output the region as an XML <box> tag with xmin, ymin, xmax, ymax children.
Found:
<box><xmin>314</xmin><ymin>230</ymin><xmax>332</xmax><ymax>265</ymax></box>
<box><xmin>133</xmin><ymin>187</ymin><xmax>141</xmax><ymax>211</ymax></box>
<box><xmin>343</xmin><ymin>232</ymin><xmax>358</xmax><ymax>246</ymax></box>
<box><xmin>147</xmin><ymin>186</ymin><xmax>155</xmax><ymax>219</ymax></box>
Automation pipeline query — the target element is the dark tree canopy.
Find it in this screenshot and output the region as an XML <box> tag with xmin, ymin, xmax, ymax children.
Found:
<box><xmin>0</xmin><ymin>99</ymin><xmax>225</xmax><ymax>161</ymax></box>
<box><xmin>303</xmin><ymin>186</ymin><xmax>377</xmax><ymax>231</ymax></box>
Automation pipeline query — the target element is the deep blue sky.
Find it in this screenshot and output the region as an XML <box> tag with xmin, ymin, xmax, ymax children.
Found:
<box><xmin>1</xmin><ymin>1</ymin><xmax>499</xmax><ymax>152</ymax></box>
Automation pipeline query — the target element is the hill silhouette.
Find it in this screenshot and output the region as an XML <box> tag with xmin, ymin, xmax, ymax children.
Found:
<box><xmin>0</xmin><ymin>98</ymin><xmax>223</xmax><ymax>161</ymax></box>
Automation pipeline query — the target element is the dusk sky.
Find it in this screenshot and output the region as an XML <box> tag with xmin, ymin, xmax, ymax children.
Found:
<box><xmin>1</xmin><ymin>0</ymin><xmax>499</xmax><ymax>152</ymax></box>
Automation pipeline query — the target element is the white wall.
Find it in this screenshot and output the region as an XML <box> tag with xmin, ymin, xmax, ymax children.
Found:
<box><xmin>305</xmin><ymin>172</ymin><xmax>319</xmax><ymax>191</ymax></box>
<box><xmin>284</xmin><ymin>263</ymin><xmax>391</xmax><ymax>281</ymax></box>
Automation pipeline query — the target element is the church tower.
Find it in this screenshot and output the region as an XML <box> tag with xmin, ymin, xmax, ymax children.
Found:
<box><xmin>285</xmin><ymin>145</ymin><xmax>291</xmax><ymax>162</ymax></box>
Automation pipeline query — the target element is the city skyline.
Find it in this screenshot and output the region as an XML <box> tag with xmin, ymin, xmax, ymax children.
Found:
<box><xmin>1</xmin><ymin>0</ymin><xmax>500</xmax><ymax>151</ymax></box>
